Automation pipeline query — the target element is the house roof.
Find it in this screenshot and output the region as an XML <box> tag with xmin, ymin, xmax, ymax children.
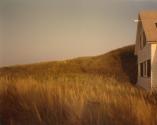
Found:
<box><xmin>139</xmin><ymin>11</ymin><xmax>157</xmax><ymax>42</ymax></box>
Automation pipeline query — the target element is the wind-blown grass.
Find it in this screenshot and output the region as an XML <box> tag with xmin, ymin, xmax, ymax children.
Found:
<box><xmin>0</xmin><ymin>76</ymin><xmax>157</xmax><ymax>125</ymax></box>
<box><xmin>0</xmin><ymin>45</ymin><xmax>157</xmax><ymax>125</ymax></box>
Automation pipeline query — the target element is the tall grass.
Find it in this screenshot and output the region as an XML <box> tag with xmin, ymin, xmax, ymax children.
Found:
<box><xmin>0</xmin><ymin>45</ymin><xmax>156</xmax><ymax>125</ymax></box>
<box><xmin>0</xmin><ymin>75</ymin><xmax>157</xmax><ymax>125</ymax></box>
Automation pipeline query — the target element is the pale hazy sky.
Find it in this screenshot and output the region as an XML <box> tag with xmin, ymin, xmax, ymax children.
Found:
<box><xmin>0</xmin><ymin>0</ymin><xmax>157</xmax><ymax>67</ymax></box>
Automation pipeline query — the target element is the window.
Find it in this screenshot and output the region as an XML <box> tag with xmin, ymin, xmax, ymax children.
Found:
<box><xmin>155</xmin><ymin>23</ymin><xmax>157</xmax><ymax>28</ymax></box>
<box><xmin>143</xmin><ymin>32</ymin><xmax>146</xmax><ymax>47</ymax></box>
<box><xmin>139</xmin><ymin>59</ymin><xmax>151</xmax><ymax>78</ymax></box>
<box><xmin>139</xmin><ymin>32</ymin><xmax>146</xmax><ymax>49</ymax></box>
<box><xmin>144</xmin><ymin>61</ymin><xmax>147</xmax><ymax>76</ymax></box>
<box><xmin>144</xmin><ymin>62</ymin><xmax>145</xmax><ymax>77</ymax></box>
<box><xmin>147</xmin><ymin>60</ymin><xmax>151</xmax><ymax>77</ymax></box>
<box><xmin>139</xmin><ymin>35</ymin><xmax>142</xmax><ymax>49</ymax></box>
<box><xmin>140</xmin><ymin>63</ymin><xmax>143</xmax><ymax>77</ymax></box>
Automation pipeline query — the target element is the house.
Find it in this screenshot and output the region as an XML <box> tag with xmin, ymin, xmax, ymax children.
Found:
<box><xmin>135</xmin><ymin>11</ymin><xmax>157</xmax><ymax>90</ymax></box>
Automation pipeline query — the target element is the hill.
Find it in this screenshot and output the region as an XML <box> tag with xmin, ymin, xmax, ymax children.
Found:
<box><xmin>1</xmin><ymin>45</ymin><xmax>157</xmax><ymax>125</ymax></box>
<box><xmin>0</xmin><ymin>45</ymin><xmax>137</xmax><ymax>83</ymax></box>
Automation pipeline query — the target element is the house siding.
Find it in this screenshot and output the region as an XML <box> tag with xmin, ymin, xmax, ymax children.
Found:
<box><xmin>135</xmin><ymin>11</ymin><xmax>157</xmax><ymax>90</ymax></box>
<box><xmin>151</xmin><ymin>44</ymin><xmax>157</xmax><ymax>89</ymax></box>
<box><xmin>137</xmin><ymin>43</ymin><xmax>151</xmax><ymax>90</ymax></box>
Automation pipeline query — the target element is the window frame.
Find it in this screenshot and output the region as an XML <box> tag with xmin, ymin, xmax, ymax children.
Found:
<box><xmin>139</xmin><ymin>59</ymin><xmax>151</xmax><ymax>78</ymax></box>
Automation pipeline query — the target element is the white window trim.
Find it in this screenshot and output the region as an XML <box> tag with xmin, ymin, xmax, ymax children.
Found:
<box><xmin>139</xmin><ymin>60</ymin><xmax>151</xmax><ymax>78</ymax></box>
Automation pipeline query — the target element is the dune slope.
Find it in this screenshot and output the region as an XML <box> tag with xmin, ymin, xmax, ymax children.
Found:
<box><xmin>0</xmin><ymin>45</ymin><xmax>137</xmax><ymax>83</ymax></box>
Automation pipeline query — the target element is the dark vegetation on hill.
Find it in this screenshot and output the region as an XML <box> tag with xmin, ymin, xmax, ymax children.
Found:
<box><xmin>0</xmin><ymin>45</ymin><xmax>137</xmax><ymax>84</ymax></box>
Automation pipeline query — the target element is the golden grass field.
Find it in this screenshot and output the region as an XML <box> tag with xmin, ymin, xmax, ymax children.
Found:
<box><xmin>0</xmin><ymin>45</ymin><xmax>157</xmax><ymax>125</ymax></box>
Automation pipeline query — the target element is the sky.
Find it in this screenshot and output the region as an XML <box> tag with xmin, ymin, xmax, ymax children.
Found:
<box><xmin>0</xmin><ymin>0</ymin><xmax>157</xmax><ymax>67</ymax></box>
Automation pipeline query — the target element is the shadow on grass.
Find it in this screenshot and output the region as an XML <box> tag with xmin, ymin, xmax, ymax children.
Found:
<box><xmin>120</xmin><ymin>46</ymin><xmax>137</xmax><ymax>84</ymax></box>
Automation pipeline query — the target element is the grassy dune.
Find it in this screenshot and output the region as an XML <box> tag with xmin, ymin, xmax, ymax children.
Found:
<box><xmin>0</xmin><ymin>45</ymin><xmax>157</xmax><ymax>125</ymax></box>
<box><xmin>0</xmin><ymin>45</ymin><xmax>137</xmax><ymax>83</ymax></box>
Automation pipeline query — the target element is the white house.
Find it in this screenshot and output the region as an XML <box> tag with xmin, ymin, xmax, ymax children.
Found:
<box><xmin>135</xmin><ymin>11</ymin><xmax>157</xmax><ymax>90</ymax></box>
